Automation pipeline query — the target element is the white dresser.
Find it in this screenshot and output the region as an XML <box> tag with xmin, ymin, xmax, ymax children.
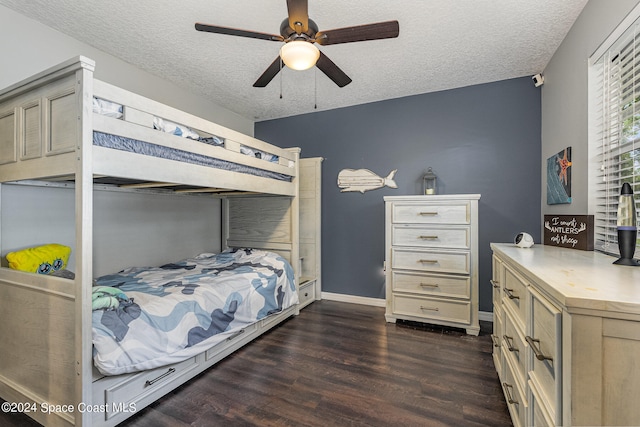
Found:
<box><xmin>384</xmin><ymin>194</ymin><xmax>481</xmax><ymax>335</ymax></box>
<box><xmin>491</xmin><ymin>243</ymin><xmax>640</xmax><ymax>426</ymax></box>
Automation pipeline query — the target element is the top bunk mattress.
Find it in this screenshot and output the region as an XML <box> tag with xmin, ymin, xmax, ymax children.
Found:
<box><xmin>93</xmin><ymin>131</ymin><xmax>292</xmax><ymax>182</ymax></box>
<box><xmin>92</xmin><ymin>98</ymin><xmax>292</xmax><ymax>182</ymax></box>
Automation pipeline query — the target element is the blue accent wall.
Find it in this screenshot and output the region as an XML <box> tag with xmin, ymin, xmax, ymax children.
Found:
<box><xmin>256</xmin><ymin>77</ymin><xmax>541</xmax><ymax>312</ymax></box>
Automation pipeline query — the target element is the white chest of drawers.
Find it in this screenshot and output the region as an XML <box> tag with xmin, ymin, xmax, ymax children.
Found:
<box><xmin>384</xmin><ymin>195</ymin><xmax>481</xmax><ymax>335</ymax></box>
<box><xmin>491</xmin><ymin>243</ymin><xmax>640</xmax><ymax>427</ymax></box>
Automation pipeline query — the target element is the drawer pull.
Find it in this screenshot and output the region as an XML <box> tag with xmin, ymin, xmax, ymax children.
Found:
<box><xmin>420</xmin><ymin>306</ymin><xmax>440</xmax><ymax>312</ymax></box>
<box><xmin>226</xmin><ymin>328</ymin><xmax>246</xmax><ymax>341</ymax></box>
<box><xmin>419</xmin><ymin>211</ymin><xmax>438</xmax><ymax>216</ymax></box>
<box><xmin>145</xmin><ymin>367</ymin><xmax>176</xmax><ymax>386</ymax></box>
<box><xmin>419</xmin><ymin>259</ymin><xmax>439</xmax><ymax>264</ymax></box>
<box><xmin>502</xmin><ymin>334</ymin><xmax>519</xmax><ymax>352</ymax></box>
<box><xmin>419</xmin><ymin>283</ymin><xmax>439</xmax><ymax>288</ymax></box>
<box><xmin>491</xmin><ymin>334</ymin><xmax>500</xmax><ymax>348</ymax></box>
<box><xmin>503</xmin><ymin>287</ymin><xmax>519</xmax><ymax>300</ymax></box>
<box><xmin>525</xmin><ymin>336</ymin><xmax>553</xmax><ymax>361</ymax></box>
<box><xmin>419</xmin><ymin>235</ymin><xmax>439</xmax><ymax>240</ymax></box>
<box><xmin>490</xmin><ymin>279</ymin><xmax>499</xmax><ymax>289</ymax></box>
<box><xmin>502</xmin><ymin>382</ymin><xmax>519</xmax><ymax>405</ymax></box>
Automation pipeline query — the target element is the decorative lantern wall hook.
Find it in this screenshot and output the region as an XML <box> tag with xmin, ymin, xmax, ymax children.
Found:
<box><xmin>423</xmin><ymin>167</ymin><xmax>437</xmax><ymax>195</ymax></box>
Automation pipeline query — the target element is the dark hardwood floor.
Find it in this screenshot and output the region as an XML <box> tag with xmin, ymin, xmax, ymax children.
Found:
<box><xmin>1</xmin><ymin>300</ymin><xmax>511</xmax><ymax>426</ymax></box>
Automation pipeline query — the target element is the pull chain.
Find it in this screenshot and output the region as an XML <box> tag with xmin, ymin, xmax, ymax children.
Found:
<box><xmin>314</xmin><ymin>67</ymin><xmax>317</xmax><ymax>109</ymax></box>
<box><xmin>279</xmin><ymin>57</ymin><xmax>283</xmax><ymax>99</ymax></box>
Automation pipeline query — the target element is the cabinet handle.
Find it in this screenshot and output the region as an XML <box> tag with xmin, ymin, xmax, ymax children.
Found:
<box><xmin>226</xmin><ymin>328</ymin><xmax>246</xmax><ymax>342</ymax></box>
<box><xmin>491</xmin><ymin>334</ymin><xmax>500</xmax><ymax>348</ymax></box>
<box><xmin>419</xmin><ymin>235</ymin><xmax>439</xmax><ymax>240</ymax></box>
<box><xmin>490</xmin><ymin>279</ymin><xmax>499</xmax><ymax>289</ymax></box>
<box><xmin>525</xmin><ymin>336</ymin><xmax>553</xmax><ymax>361</ymax></box>
<box><xmin>420</xmin><ymin>306</ymin><xmax>440</xmax><ymax>312</ymax></box>
<box><xmin>502</xmin><ymin>382</ymin><xmax>519</xmax><ymax>405</ymax></box>
<box><xmin>502</xmin><ymin>334</ymin><xmax>519</xmax><ymax>352</ymax></box>
<box><xmin>419</xmin><ymin>212</ymin><xmax>438</xmax><ymax>216</ymax></box>
<box><xmin>419</xmin><ymin>283</ymin><xmax>439</xmax><ymax>288</ymax></box>
<box><xmin>419</xmin><ymin>259</ymin><xmax>439</xmax><ymax>264</ymax></box>
<box><xmin>145</xmin><ymin>367</ymin><xmax>176</xmax><ymax>386</ymax></box>
<box><xmin>503</xmin><ymin>287</ymin><xmax>519</xmax><ymax>300</ymax></box>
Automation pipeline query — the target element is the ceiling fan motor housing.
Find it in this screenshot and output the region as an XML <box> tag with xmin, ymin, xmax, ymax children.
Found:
<box><xmin>280</xmin><ymin>18</ymin><xmax>318</xmax><ymax>40</ymax></box>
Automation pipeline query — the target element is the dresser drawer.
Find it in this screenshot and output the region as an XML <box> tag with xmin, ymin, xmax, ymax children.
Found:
<box><xmin>502</xmin><ymin>355</ymin><xmax>527</xmax><ymax>427</ymax></box>
<box><xmin>491</xmin><ymin>255</ymin><xmax>504</xmax><ymax>309</ymax></box>
<box><xmin>502</xmin><ymin>265</ymin><xmax>527</xmax><ymax>331</ymax></box>
<box><xmin>391</xmin><ymin>271</ymin><xmax>470</xmax><ymax>298</ymax></box>
<box><xmin>391</xmin><ymin>294</ymin><xmax>470</xmax><ymax>324</ymax></box>
<box><xmin>492</xmin><ymin>308</ymin><xmax>504</xmax><ymax>376</ymax></box>
<box><xmin>392</xmin><ymin>225</ymin><xmax>470</xmax><ymax>249</ymax></box>
<box><xmin>527</xmin><ymin>287</ymin><xmax>561</xmax><ymax>421</ymax></box>
<box><xmin>298</xmin><ymin>279</ymin><xmax>316</xmax><ymax>306</ymax></box>
<box><xmin>502</xmin><ymin>308</ymin><xmax>527</xmax><ymax>390</ymax></box>
<box><xmin>529</xmin><ymin>379</ymin><xmax>555</xmax><ymax>427</ymax></box>
<box><xmin>391</xmin><ymin>247</ymin><xmax>469</xmax><ymax>275</ymax></box>
<box><xmin>391</xmin><ymin>202</ymin><xmax>470</xmax><ymax>224</ymax></box>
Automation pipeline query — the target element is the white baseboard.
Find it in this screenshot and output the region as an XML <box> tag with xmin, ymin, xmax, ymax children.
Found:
<box><xmin>479</xmin><ymin>311</ymin><xmax>493</xmax><ymax>322</ymax></box>
<box><xmin>321</xmin><ymin>292</ymin><xmax>494</xmax><ymax>322</ymax></box>
<box><xmin>320</xmin><ymin>292</ymin><xmax>386</xmax><ymax>307</ymax></box>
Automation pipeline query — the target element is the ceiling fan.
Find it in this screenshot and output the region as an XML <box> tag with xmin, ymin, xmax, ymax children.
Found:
<box><xmin>195</xmin><ymin>0</ymin><xmax>399</xmax><ymax>88</ymax></box>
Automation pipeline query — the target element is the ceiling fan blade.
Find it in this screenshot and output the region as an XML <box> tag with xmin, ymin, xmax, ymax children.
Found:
<box><xmin>316</xmin><ymin>51</ymin><xmax>352</xmax><ymax>87</ymax></box>
<box><xmin>286</xmin><ymin>0</ymin><xmax>309</xmax><ymax>33</ymax></box>
<box><xmin>315</xmin><ymin>20</ymin><xmax>399</xmax><ymax>45</ymax></box>
<box><xmin>195</xmin><ymin>23</ymin><xmax>284</xmax><ymax>42</ymax></box>
<box><xmin>253</xmin><ymin>57</ymin><xmax>284</xmax><ymax>87</ymax></box>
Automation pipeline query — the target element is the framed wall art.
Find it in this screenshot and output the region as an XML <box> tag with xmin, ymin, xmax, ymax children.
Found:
<box><xmin>547</xmin><ymin>146</ymin><xmax>572</xmax><ymax>205</ymax></box>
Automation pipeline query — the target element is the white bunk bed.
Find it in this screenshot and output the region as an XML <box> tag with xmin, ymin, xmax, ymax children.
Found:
<box><xmin>0</xmin><ymin>57</ymin><xmax>302</xmax><ymax>427</ymax></box>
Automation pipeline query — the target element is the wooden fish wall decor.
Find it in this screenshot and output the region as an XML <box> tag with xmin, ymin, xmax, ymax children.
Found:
<box><xmin>337</xmin><ymin>168</ymin><xmax>398</xmax><ymax>193</ymax></box>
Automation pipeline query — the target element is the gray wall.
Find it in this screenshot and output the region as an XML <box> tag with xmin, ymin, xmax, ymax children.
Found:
<box><xmin>257</xmin><ymin>77</ymin><xmax>541</xmax><ymax>312</ymax></box>
<box><xmin>542</xmin><ymin>0</ymin><xmax>639</xmax><ymax>217</ymax></box>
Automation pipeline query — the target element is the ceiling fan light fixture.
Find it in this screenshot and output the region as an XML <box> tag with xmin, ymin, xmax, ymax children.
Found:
<box><xmin>280</xmin><ymin>40</ymin><xmax>320</xmax><ymax>70</ymax></box>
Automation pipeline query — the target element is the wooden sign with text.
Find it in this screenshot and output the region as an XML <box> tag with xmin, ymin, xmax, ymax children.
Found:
<box><xmin>544</xmin><ymin>215</ymin><xmax>594</xmax><ymax>251</ymax></box>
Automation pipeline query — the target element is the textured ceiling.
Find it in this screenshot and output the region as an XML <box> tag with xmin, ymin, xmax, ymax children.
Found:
<box><xmin>1</xmin><ymin>0</ymin><xmax>588</xmax><ymax>121</ymax></box>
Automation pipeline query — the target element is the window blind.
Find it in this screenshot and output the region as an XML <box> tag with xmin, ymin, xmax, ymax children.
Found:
<box><xmin>591</xmin><ymin>16</ymin><xmax>640</xmax><ymax>256</ymax></box>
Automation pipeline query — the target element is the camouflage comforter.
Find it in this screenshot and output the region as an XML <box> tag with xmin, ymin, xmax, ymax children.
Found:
<box><xmin>92</xmin><ymin>248</ymin><xmax>298</xmax><ymax>375</ymax></box>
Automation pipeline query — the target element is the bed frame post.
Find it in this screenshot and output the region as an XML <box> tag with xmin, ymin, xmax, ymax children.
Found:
<box><xmin>289</xmin><ymin>148</ymin><xmax>301</xmax><ymax>311</ymax></box>
<box><xmin>75</xmin><ymin>58</ymin><xmax>96</xmax><ymax>427</ymax></box>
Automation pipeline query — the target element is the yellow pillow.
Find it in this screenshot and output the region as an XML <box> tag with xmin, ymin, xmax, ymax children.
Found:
<box><xmin>6</xmin><ymin>244</ymin><xmax>71</xmax><ymax>274</ymax></box>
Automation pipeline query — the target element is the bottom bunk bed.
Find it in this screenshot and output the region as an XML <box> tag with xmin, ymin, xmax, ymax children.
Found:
<box><xmin>0</xmin><ymin>244</ymin><xmax>299</xmax><ymax>427</ymax></box>
<box><xmin>89</xmin><ymin>247</ymin><xmax>299</xmax><ymax>426</ymax></box>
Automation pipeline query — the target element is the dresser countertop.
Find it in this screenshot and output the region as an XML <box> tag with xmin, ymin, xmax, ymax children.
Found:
<box><xmin>491</xmin><ymin>243</ymin><xmax>640</xmax><ymax>316</ymax></box>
